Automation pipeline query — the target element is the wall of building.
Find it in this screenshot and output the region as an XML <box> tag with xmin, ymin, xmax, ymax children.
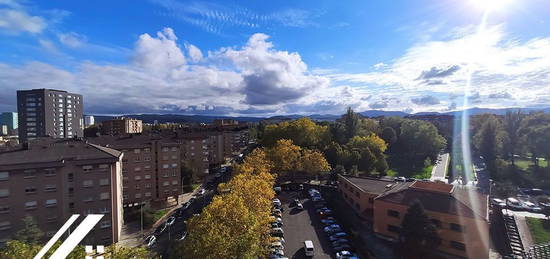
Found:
<box><xmin>373</xmin><ymin>200</ymin><xmax>489</xmax><ymax>259</ymax></box>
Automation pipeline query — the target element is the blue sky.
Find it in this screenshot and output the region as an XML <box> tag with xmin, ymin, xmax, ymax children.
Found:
<box><xmin>1</xmin><ymin>0</ymin><xmax>549</xmax><ymax>116</ymax></box>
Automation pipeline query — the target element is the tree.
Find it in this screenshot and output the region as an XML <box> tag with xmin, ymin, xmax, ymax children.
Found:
<box><xmin>14</xmin><ymin>215</ymin><xmax>44</xmax><ymax>244</ymax></box>
<box><xmin>399</xmin><ymin>201</ymin><xmax>440</xmax><ymax>258</ymax></box>
<box><xmin>343</xmin><ymin>107</ymin><xmax>360</xmax><ymax>140</ymax></box>
<box><xmin>503</xmin><ymin>110</ymin><xmax>523</xmax><ymax>164</ymax></box>
<box><xmin>260</xmin><ymin>118</ymin><xmax>330</xmax><ymax>148</ymax></box>
<box><xmin>267</xmin><ymin>139</ymin><xmax>302</xmax><ymax>174</ymax></box>
<box><xmin>474</xmin><ymin>115</ymin><xmax>502</xmax><ymax>176</ymax></box>
<box><xmin>399</xmin><ymin>119</ymin><xmax>446</xmax><ymax>166</ymax></box>
<box><xmin>381</xmin><ymin>126</ymin><xmax>397</xmax><ymax>146</ymax></box>
<box><xmin>299</xmin><ymin>149</ymin><xmax>331</xmax><ymax>175</ymax></box>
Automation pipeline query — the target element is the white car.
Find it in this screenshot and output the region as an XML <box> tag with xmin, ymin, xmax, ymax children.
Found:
<box><xmin>507</xmin><ymin>197</ymin><xmax>524</xmax><ymax>210</ymax></box>
<box><xmin>166</xmin><ymin>216</ymin><xmax>176</xmax><ymax>226</ymax></box>
<box><xmin>336</xmin><ymin>250</ymin><xmax>359</xmax><ymax>259</ymax></box>
<box><xmin>524</xmin><ymin>201</ymin><xmax>543</xmax><ymax>213</ymax></box>
<box><xmin>197</xmin><ymin>188</ymin><xmax>206</xmax><ymax>196</ymax></box>
<box><xmin>297</xmin><ymin>203</ymin><xmax>304</xmax><ymax>210</ymax></box>
<box><xmin>144</xmin><ymin>235</ymin><xmax>156</xmax><ymax>247</ymax></box>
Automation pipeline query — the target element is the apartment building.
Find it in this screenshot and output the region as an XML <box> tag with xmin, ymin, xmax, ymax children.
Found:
<box><xmin>101</xmin><ymin>117</ymin><xmax>143</xmax><ymax>135</ymax></box>
<box><xmin>0</xmin><ymin>112</ymin><xmax>18</xmax><ymax>132</ymax></box>
<box><xmin>17</xmin><ymin>89</ymin><xmax>84</xmax><ymax>143</ymax></box>
<box><xmin>176</xmin><ymin>133</ymin><xmax>210</xmax><ymax>175</ymax></box>
<box><xmin>338</xmin><ymin>175</ymin><xmax>489</xmax><ymax>259</ymax></box>
<box><xmin>0</xmin><ymin>138</ymin><xmax>123</xmax><ymax>245</ymax></box>
<box><xmin>208</xmin><ymin>132</ymin><xmax>225</xmax><ymax>166</ymax></box>
<box><xmin>213</xmin><ymin>119</ymin><xmax>239</xmax><ymax>127</ymax></box>
<box><xmin>89</xmin><ymin>135</ymin><xmax>181</xmax><ymax>207</ymax></box>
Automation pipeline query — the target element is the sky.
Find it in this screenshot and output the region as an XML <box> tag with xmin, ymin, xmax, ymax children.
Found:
<box><xmin>0</xmin><ymin>0</ymin><xmax>549</xmax><ymax>116</ymax></box>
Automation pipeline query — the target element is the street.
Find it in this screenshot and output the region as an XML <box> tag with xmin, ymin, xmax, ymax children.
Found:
<box><xmin>430</xmin><ymin>153</ymin><xmax>449</xmax><ymax>182</ymax></box>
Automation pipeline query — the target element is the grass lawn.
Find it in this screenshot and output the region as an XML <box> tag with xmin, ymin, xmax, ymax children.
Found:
<box><xmin>386</xmin><ymin>169</ymin><xmax>398</xmax><ymax>177</ymax></box>
<box><xmin>514</xmin><ymin>159</ymin><xmax>548</xmax><ymax>171</ymax></box>
<box><xmin>526</xmin><ymin>217</ymin><xmax>550</xmax><ymax>244</ymax></box>
<box><xmin>152</xmin><ymin>209</ymin><xmax>169</xmax><ymax>223</ymax></box>
<box><xmin>411</xmin><ymin>165</ymin><xmax>434</xmax><ymax>179</ymax></box>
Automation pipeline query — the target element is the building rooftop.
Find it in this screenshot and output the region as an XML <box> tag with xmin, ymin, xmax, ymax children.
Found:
<box><xmin>342</xmin><ymin>175</ymin><xmax>412</xmax><ymax>195</ymax></box>
<box><xmin>0</xmin><ymin>138</ymin><xmax>121</xmax><ymax>166</ymax></box>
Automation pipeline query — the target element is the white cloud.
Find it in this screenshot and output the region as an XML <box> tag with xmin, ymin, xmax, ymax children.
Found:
<box><xmin>320</xmin><ymin>25</ymin><xmax>550</xmax><ymax>112</ymax></box>
<box><xmin>186</xmin><ymin>43</ymin><xmax>203</xmax><ymax>62</ymax></box>
<box><xmin>0</xmin><ymin>8</ymin><xmax>46</xmax><ymax>34</ymax></box>
<box><xmin>132</xmin><ymin>27</ymin><xmax>186</xmax><ymax>75</ymax></box>
<box><xmin>57</xmin><ymin>32</ymin><xmax>87</xmax><ymax>48</ymax></box>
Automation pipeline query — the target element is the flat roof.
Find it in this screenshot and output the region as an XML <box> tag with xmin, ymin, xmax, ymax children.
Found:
<box><xmin>341</xmin><ymin>175</ymin><xmax>412</xmax><ymax>195</ymax></box>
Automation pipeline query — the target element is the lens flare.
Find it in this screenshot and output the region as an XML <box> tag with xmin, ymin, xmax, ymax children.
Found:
<box><xmin>470</xmin><ymin>0</ymin><xmax>514</xmax><ymax>11</ymax></box>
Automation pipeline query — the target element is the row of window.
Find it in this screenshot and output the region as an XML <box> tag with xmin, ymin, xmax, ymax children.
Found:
<box><xmin>386</xmin><ymin>225</ymin><xmax>466</xmax><ymax>251</ymax></box>
<box><xmin>82</xmin><ymin>178</ymin><xmax>110</xmax><ymax>187</ymax></box>
<box><xmin>386</xmin><ymin>209</ymin><xmax>464</xmax><ymax>232</ymax></box>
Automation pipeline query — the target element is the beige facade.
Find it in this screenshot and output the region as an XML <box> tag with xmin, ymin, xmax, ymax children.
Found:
<box><xmin>0</xmin><ymin>138</ymin><xmax>123</xmax><ymax>245</ymax></box>
<box><xmin>90</xmin><ymin>136</ymin><xmax>182</xmax><ymax>207</ymax></box>
<box><xmin>101</xmin><ymin>118</ymin><xmax>143</xmax><ymax>135</ymax></box>
<box><xmin>338</xmin><ymin>175</ymin><xmax>489</xmax><ymax>259</ymax></box>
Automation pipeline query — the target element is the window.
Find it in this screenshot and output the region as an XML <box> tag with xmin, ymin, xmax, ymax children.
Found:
<box><xmin>25</xmin><ymin>201</ymin><xmax>38</xmax><ymax>209</ymax></box>
<box><xmin>25</xmin><ymin>186</ymin><xmax>37</xmax><ymax>194</ymax></box>
<box><xmin>68</xmin><ymin>173</ymin><xmax>73</xmax><ymax>182</ymax></box>
<box><xmin>355</xmin><ymin>191</ymin><xmax>360</xmax><ymax>198</ymax></box>
<box><xmin>23</xmin><ymin>169</ymin><xmax>36</xmax><ymax>178</ymax></box>
<box><xmin>450</xmin><ymin>241</ymin><xmax>466</xmax><ymax>251</ymax></box>
<box><xmin>134</xmin><ymin>157</ymin><xmax>141</xmax><ymax>162</ymax></box>
<box><xmin>135</xmin><ymin>193</ymin><xmax>142</xmax><ymax>198</ymax></box>
<box><xmin>172</xmin><ymin>171</ymin><xmax>177</xmax><ymax>177</ymax></box>
<box><xmin>145</xmin><ymin>183</ymin><xmax>151</xmax><ymax>189</ymax></box>
<box><xmin>0</xmin><ymin>206</ymin><xmax>9</xmax><ymax>214</ymax></box>
<box><xmin>100</xmin><ymin>192</ymin><xmax>110</xmax><ymax>200</ymax></box>
<box><xmin>83</xmin><ymin>196</ymin><xmax>94</xmax><ymax>202</ymax></box>
<box><xmin>162</xmin><ymin>147</ymin><xmax>169</xmax><ymax>152</ymax></box>
<box><xmin>134</xmin><ymin>149</ymin><xmax>141</xmax><ymax>154</ymax></box>
<box><xmin>123</xmin><ymin>195</ymin><xmax>129</xmax><ymax>200</ymax></box>
<box><xmin>99</xmin><ymin>207</ymin><xmax>110</xmax><ymax>214</ymax></box>
<box><xmin>144</xmin><ymin>165</ymin><xmax>151</xmax><ymax>170</ymax></box>
<box><xmin>82</xmin><ymin>165</ymin><xmax>93</xmax><ymax>172</ymax></box>
<box><xmin>144</xmin><ymin>148</ymin><xmax>150</xmax><ymax>153</ymax></box>
<box><xmin>163</xmin><ymin>173</ymin><xmax>168</xmax><ymax>178</ymax></box>
<box><xmin>47</xmin><ymin>216</ymin><xmax>57</xmax><ymax>223</ymax></box>
<box><xmin>135</xmin><ymin>176</ymin><xmax>141</xmax><ymax>180</ymax></box>
<box><xmin>0</xmin><ymin>172</ymin><xmax>7</xmax><ymax>181</ymax></box>
<box><xmin>172</xmin><ymin>180</ymin><xmax>178</xmax><ymax>185</ymax></box>
<box><xmin>45</xmin><ymin>199</ymin><xmax>57</xmax><ymax>207</ymax></box>
<box><xmin>145</xmin><ymin>192</ymin><xmax>151</xmax><ymax>197</ymax></box>
<box><xmin>44</xmin><ymin>185</ymin><xmax>57</xmax><ymax>192</ymax></box>
<box><xmin>171</xmin><ymin>147</ymin><xmax>177</xmax><ymax>151</ymax></box>
<box><xmin>44</xmin><ymin>169</ymin><xmax>56</xmax><ymax>176</ymax></box>
<box><xmin>171</xmin><ymin>155</ymin><xmax>177</xmax><ymax>159</ymax></box>
<box><xmin>83</xmin><ymin>180</ymin><xmax>93</xmax><ymax>187</ymax></box>
<box><xmin>144</xmin><ymin>174</ymin><xmax>151</xmax><ymax>179</ymax></box>
<box><xmin>431</xmin><ymin>219</ymin><xmax>442</xmax><ymax>228</ymax></box>
<box><xmin>99</xmin><ymin>164</ymin><xmax>109</xmax><ymax>171</ymax></box>
<box><xmin>144</xmin><ymin>157</ymin><xmax>151</xmax><ymax>161</ymax></box>
<box><xmin>387</xmin><ymin>225</ymin><xmax>400</xmax><ymax>233</ymax></box>
<box><xmin>368</xmin><ymin>197</ymin><xmax>374</xmax><ymax>203</ymax></box>
<box><xmin>163</xmin><ymin>181</ymin><xmax>169</xmax><ymax>186</ymax></box>
<box><xmin>163</xmin><ymin>164</ymin><xmax>169</xmax><ymax>169</ymax></box>
<box><xmin>100</xmin><ymin>221</ymin><xmax>111</xmax><ymax>229</ymax></box>
<box><xmin>162</xmin><ymin>156</ymin><xmax>168</xmax><ymax>161</ymax></box>
<box><xmin>387</xmin><ymin>210</ymin><xmax>400</xmax><ymax>218</ymax></box>
<box><xmin>171</xmin><ymin>163</ymin><xmax>177</xmax><ymax>168</ymax></box>
<box><xmin>99</xmin><ymin>178</ymin><xmax>109</xmax><ymax>186</ymax></box>
<box><xmin>450</xmin><ymin>223</ymin><xmax>463</xmax><ymax>232</ymax></box>
<box><xmin>134</xmin><ymin>167</ymin><xmax>141</xmax><ymax>171</ymax></box>
<box><xmin>135</xmin><ymin>184</ymin><xmax>141</xmax><ymax>190</ymax></box>
<box><xmin>0</xmin><ymin>221</ymin><xmax>11</xmax><ymax>231</ymax></box>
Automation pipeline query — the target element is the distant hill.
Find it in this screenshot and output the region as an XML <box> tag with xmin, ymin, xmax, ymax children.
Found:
<box><xmin>88</xmin><ymin>107</ymin><xmax>550</xmax><ymax>124</ymax></box>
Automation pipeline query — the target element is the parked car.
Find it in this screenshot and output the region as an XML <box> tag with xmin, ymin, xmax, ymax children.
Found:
<box><xmin>270</xmin><ymin>236</ymin><xmax>286</xmax><ymax>245</ymax></box>
<box><xmin>293</xmin><ymin>198</ymin><xmax>300</xmax><ymax>206</ymax></box>
<box><xmin>491</xmin><ymin>198</ymin><xmax>506</xmax><ymax>207</ymax></box>
<box><xmin>270</xmin><ymin>241</ymin><xmax>285</xmax><ymax>250</ymax></box>
<box><xmin>271</xmin><ymin>211</ymin><xmax>282</xmax><ymax>218</ymax></box>
<box><xmin>304</xmin><ymin>240</ymin><xmax>315</xmax><ymax>257</ymax></box>
<box><xmin>507</xmin><ymin>197</ymin><xmax>524</xmax><ymax>210</ymax></box>
<box><xmin>271</xmin><ymin>222</ymin><xmax>283</xmax><ymax>228</ymax></box>
<box><xmin>274</xmin><ymin>186</ymin><xmax>282</xmax><ymax>193</ymax></box>
<box><xmin>197</xmin><ymin>188</ymin><xmax>206</xmax><ymax>196</ymax></box>
<box><xmin>330</xmin><ymin>232</ymin><xmax>348</xmax><ymax>241</ymax></box>
<box><xmin>336</xmin><ymin>251</ymin><xmax>359</xmax><ymax>259</ymax></box>
<box><xmin>166</xmin><ymin>216</ymin><xmax>176</xmax><ymax>226</ymax></box>
<box><xmin>332</xmin><ymin>239</ymin><xmax>349</xmax><ymax>247</ymax></box>
<box><xmin>178</xmin><ymin>232</ymin><xmax>187</xmax><ymax>241</ymax></box>
<box><xmin>154</xmin><ymin>224</ymin><xmax>167</xmax><ymax>235</ymax></box>
<box><xmin>272</xmin><ymin>208</ymin><xmax>282</xmax><ymax>214</ymax></box>
<box><xmin>332</xmin><ymin>244</ymin><xmax>352</xmax><ymax>252</ymax></box>
<box><xmin>322</xmin><ymin>219</ymin><xmax>337</xmax><ymax>225</ymax></box>
<box><xmin>524</xmin><ymin>201</ymin><xmax>543</xmax><ymax>213</ymax></box>
<box><xmin>182</xmin><ymin>201</ymin><xmax>191</xmax><ymax>210</ymax></box>
<box><xmin>144</xmin><ymin>235</ymin><xmax>156</xmax><ymax>247</ymax></box>
<box><xmin>273</xmin><ymin>199</ymin><xmax>282</xmax><ymax>207</ymax></box>
<box><xmin>395</xmin><ymin>176</ymin><xmax>406</xmax><ymax>182</ymax></box>
<box><xmin>324</xmin><ymin>225</ymin><xmax>343</xmax><ymax>234</ymax></box>
<box><xmin>270</xmin><ymin>248</ymin><xmax>285</xmax><ymax>257</ymax></box>
<box><xmin>270</xmin><ymin>216</ymin><xmax>283</xmax><ymax>223</ymax></box>
<box><xmin>271</xmin><ymin>228</ymin><xmax>284</xmax><ymax>237</ymax></box>
<box><xmin>522</xmin><ymin>188</ymin><xmax>545</xmax><ymax>196</ymax></box>
<box><xmin>297</xmin><ymin>203</ymin><xmax>304</xmax><ymax>210</ymax></box>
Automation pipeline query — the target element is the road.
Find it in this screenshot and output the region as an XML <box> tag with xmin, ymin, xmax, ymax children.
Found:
<box><xmin>279</xmin><ymin>191</ymin><xmax>333</xmax><ymax>259</ymax></box>
<box><xmin>430</xmin><ymin>153</ymin><xmax>449</xmax><ymax>182</ymax></box>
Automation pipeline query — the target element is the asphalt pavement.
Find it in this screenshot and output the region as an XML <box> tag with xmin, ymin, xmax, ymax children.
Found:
<box><xmin>430</xmin><ymin>153</ymin><xmax>449</xmax><ymax>182</ymax></box>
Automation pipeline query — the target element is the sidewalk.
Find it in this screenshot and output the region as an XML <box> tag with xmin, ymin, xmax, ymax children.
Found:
<box><xmin>430</xmin><ymin>153</ymin><xmax>449</xmax><ymax>183</ymax></box>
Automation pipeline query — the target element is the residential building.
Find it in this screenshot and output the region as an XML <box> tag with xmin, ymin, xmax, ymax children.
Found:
<box><xmin>0</xmin><ymin>112</ymin><xmax>18</xmax><ymax>131</ymax></box>
<box><xmin>85</xmin><ymin>115</ymin><xmax>95</xmax><ymax>126</ymax></box>
<box><xmin>338</xmin><ymin>175</ymin><xmax>489</xmax><ymax>259</ymax></box>
<box><xmin>101</xmin><ymin>117</ymin><xmax>143</xmax><ymax>135</ymax></box>
<box><xmin>17</xmin><ymin>89</ymin><xmax>84</xmax><ymax>143</ymax></box>
<box><xmin>89</xmin><ymin>135</ymin><xmax>182</xmax><ymax>208</ymax></box>
<box><xmin>0</xmin><ymin>126</ymin><xmax>7</xmax><ymax>136</ymax></box>
<box><xmin>0</xmin><ymin>138</ymin><xmax>123</xmax><ymax>245</ymax></box>
<box><xmin>213</xmin><ymin>119</ymin><xmax>239</xmax><ymax>127</ymax></box>
<box><xmin>207</xmin><ymin>132</ymin><xmax>225</xmax><ymax>166</ymax></box>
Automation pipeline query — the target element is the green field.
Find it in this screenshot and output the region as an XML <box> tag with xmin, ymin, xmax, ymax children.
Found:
<box><xmin>526</xmin><ymin>217</ymin><xmax>550</xmax><ymax>244</ymax></box>
<box><xmin>514</xmin><ymin>158</ymin><xmax>548</xmax><ymax>171</ymax></box>
<box><xmin>411</xmin><ymin>165</ymin><xmax>434</xmax><ymax>179</ymax></box>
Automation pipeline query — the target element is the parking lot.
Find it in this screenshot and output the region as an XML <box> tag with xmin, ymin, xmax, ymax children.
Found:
<box><xmin>278</xmin><ymin>191</ymin><xmax>334</xmax><ymax>259</ymax></box>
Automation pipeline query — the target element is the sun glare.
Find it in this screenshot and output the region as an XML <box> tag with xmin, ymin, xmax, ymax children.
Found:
<box><xmin>469</xmin><ymin>0</ymin><xmax>514</xmax><ymax>11</ymax></box>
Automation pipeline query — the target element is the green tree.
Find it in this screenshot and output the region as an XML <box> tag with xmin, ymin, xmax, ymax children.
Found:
<box><xmin>14</xmin><ymin>215</ymin><xmax>44</xmax><ymax>244</ymax></box>
<box><xmin>342</xmin><ymin>107</ymin><xmax>359</xmax><ymax>140</ymax></box>
<box><xmin>299</xmin><ymin>149</ymin><xmax>331</xmax><ymax>175</ymax></box>
<box><xmin>474</xmin><ymin>115</ymin><xmax>502</xmax><ymax>176</ymax></box>
<box><xmin>399</xmin><ymin>201</ymin><xmax>440</xmax><ymax>258</ymax></box>
<box><xmin>503</xmin><ymin>110</ymin><xmax>523</xmax><ymax>164</ymax></box>
<box><xmin>381</xmin><ymin>126</ymin><xmax>397</xmax><ymax>145</ymax></box>
<box><xmin>399</xmin><ymin>119</ymin><xmax>446</xmax><ymax>165</ymax></box>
